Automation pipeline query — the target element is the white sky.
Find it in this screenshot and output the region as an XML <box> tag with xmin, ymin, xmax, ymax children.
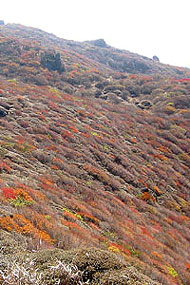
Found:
<box><xmin>1</xmin><ymin>0</ymin><xmax>190</xmax><ymax>68</ymax></box>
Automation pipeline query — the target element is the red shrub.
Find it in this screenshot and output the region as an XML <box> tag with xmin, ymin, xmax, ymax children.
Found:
<box><xmin>1</xmin><ymin>188</ymin><xmax>16</xmax><ymax>199</ymax></box>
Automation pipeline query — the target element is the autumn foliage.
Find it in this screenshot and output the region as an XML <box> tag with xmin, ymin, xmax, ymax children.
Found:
<box><xmin>0</xmin><ymin>23</ymin><xmax>190</xmax><ymax>284</ymax></box>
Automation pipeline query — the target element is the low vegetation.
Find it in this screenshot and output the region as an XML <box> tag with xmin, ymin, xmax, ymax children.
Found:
<box><xmin>0</xmin><ymin>23</ymin><xmax>190</xmax><ymax>284</ymax></box>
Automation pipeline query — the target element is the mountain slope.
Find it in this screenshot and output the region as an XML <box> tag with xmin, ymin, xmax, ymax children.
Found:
<box><xmin>2</xmin><ymin>23</ymin><xmax>190</xmax><ymax>77</ymax></box>
<box><xmin>0</xmin><ymin>23</ymin><xmax>190</xmax><ymax>284</ymax></box>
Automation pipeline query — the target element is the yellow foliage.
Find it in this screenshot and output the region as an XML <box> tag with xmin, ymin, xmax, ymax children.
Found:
<box><xmin>108</xmin><ymin>245</ymin><xmax>120</xmax><ymax>253</ymax></box>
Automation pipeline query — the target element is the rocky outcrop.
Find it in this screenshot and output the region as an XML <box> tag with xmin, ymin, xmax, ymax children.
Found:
<box><xmin>40</xmin><ymin>51</ymin><xmax>65</xmax><ymax>73</ymax></box>
<box><xmin>89</xmin><ymin>39</ymin><xmax>108</xmax><ymax>48</ymax></box>
<box><xmin>0</xmin><ymin>108</ymin><xmax>8</xmax><ymax>117</ymax></box>
<box><xmin>153</xmin><ymin>55</ymin><xmax>160</xmax><ymax>62</ymax></box>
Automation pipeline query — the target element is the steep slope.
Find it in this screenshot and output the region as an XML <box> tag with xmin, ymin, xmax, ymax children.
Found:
<box><xmin>0</xmin><ymin>24</ymin><xmax>190</xmax><ymax>284</ymax></box>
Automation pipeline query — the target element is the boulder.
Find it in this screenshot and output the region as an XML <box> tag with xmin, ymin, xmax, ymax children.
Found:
<box><xmin>100</xmin><ymin>92</ymin><xmax>123</xmax><ymax>104</ymax></box>
<box><xmin>152</xmin><ymin>55</ymin><xmax>160</xmax><ymax>62</ymax></box>
<box><xmin>0</xmin><ymin>108</ymin><xmax>8</xmax><ymax>117</ymax></box>
<box><xmin>138</xmin><ymin>100</ymin><xmax>153</xmax><ymax>110</ymax></box>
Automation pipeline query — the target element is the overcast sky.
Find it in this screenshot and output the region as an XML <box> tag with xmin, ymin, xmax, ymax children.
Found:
<box><xmin>1</xmin><ymin>0</ymin><xmax>190</xmax><ymax>68</ymax></box>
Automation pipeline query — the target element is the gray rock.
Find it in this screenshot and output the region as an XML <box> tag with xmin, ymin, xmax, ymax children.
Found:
<box><xmin>0</xmin><ymin>108</ymin><xmax>8</xmax><ymax>117</ymax></box>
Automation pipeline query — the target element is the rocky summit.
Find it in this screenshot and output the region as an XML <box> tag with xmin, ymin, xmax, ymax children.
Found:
<box><xmin>0</xmin><ymin>23</ymin><xmax>190</xmax><ymax>285</ymax></box>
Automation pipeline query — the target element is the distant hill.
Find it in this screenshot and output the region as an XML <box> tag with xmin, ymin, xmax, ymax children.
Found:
<box><xmin>0</xmin><ymin>23</ymin><xmax>190</xmax><ymax>285</ymax></box>
<box><xmin>1</xmin><ymin>23</ymin><xmax>190</xmax><ymax>77</ymax></box>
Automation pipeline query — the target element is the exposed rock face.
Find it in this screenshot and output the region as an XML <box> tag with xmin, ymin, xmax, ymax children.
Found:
<box><xmin>40</xmin><ymin>51</ymin><xmax>65</xmax><ymax>73</ymax></box>
<box><xmin>153</xmin><ymin>55</ymin><xmax>160</xmax><ymax>62</ymax></box>
<box><xmin>90</xmin><ymin>39</ymin><xmax>107</xmax><ymax>48</ymax></box>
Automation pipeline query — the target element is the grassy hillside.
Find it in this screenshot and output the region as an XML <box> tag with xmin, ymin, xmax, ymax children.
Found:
<box><xmin>0</xmin><ymin>23</ymin><xmax>190</xmax><ymax>284</ymax></box>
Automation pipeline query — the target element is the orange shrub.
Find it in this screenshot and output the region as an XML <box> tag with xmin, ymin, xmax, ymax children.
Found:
<box><xmin>164</xmin><ymin>106</ymin><xmax>176</xmax><ymax>115</ymax></box>
<box><xmin>0</xmin><ymin>214</ymin><xmax>54</xmax><ymax>244</ymax></box>
<box><xmin>152</xmin><ymin>153</ymin><xmax>168</xmax><ymax>161</ymax></box>
<box><xmin>152</xmin><ymin>186</ymin><xmax>163</xmax><ymax>195</ymax></box>
<box><xmin>141</xmin><ymin>192</ymin><xmax>156</xmax><ymax>202</ymax></box>
<box><xmin>186</xmin><ymin>263</ymin><xmax>190</xmax><ymax>271</ymax></box>
<box><xmin>14</xmin><ymin>188</ymin><xmax>33</xmax><ymax>202</ymax></box>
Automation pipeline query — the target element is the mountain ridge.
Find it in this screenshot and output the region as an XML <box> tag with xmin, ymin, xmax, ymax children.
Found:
<box><xmin>1</xmin><ymin>23</ymin><xmax>190</xmax><ymax>76</ymax></box>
